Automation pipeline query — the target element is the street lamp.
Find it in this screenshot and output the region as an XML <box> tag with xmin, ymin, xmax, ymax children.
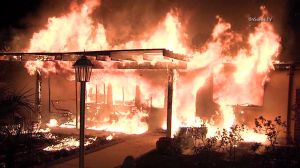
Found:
<box><xmin>73</xmin><ymin>55</ymin><xmax>93</xmax><ymax>168</ymax></box>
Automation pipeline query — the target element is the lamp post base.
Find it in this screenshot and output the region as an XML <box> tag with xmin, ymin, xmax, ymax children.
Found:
<box><xmin>79</xmin><ymin>81</ymin><xmax>86</xmax><ymax>168</ymax></box>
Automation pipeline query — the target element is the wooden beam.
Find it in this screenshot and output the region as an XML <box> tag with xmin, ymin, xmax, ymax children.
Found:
<box><xmin>92</xmin><ymin>61</ymin><xmax>186</xmax><ymax>69</ymax></box>
<box><xmin>0</xmin><ymin>48</ymin><xmax>165</xmax><ymax>57</ymax></box>
<box><xmin>0</xmin><ymin>48</ymin><xmax>190</xmax><ymax>62</ymax></box>
<box><xmin>35</xmin><ymin>71</ymin><xmax>42</xmax><ymax>124</ymax></box>
<box><xmin>163</xmin><ymin>49</ymin><xmax>190</xmax><ymax>61</ymax></box>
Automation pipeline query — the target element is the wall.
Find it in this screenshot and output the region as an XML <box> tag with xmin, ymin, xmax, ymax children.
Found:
<box><xmin>263</xmin><ymin>71</ymin><xmax>289</xmax><ymax>122</ymax></box>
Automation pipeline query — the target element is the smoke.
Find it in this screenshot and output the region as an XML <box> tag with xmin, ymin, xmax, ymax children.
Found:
<box><xmin>0</xmin><ymin>0</ymin><xmax>74</xmax><ymax>51</ymax></box>
<box><xmin>281</xmin><ymin>0</ymin><xmax>300</xmax><ymax>62</ymax></box>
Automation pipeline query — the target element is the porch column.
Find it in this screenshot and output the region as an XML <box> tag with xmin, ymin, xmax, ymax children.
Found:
<box><xmin>287</xmin><ymin>65</ymin><xmax>294</xmax><ymax>144</ymax></box>
<box><xmin>167</xmin><ymin>69</ymin><xmax>174</xmax><ymax>138</ymax></box>
<box><xmin>35</xmin><ymin>70</ymin><xmax>42</xmax><ymax>124</ymax></box>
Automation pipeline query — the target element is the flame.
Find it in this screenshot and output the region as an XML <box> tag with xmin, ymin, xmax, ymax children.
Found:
<box><xmin>169</xmin><ymin>6</ymin><xmax>279</xmax><ymax>141</ymax></box>
<box><xmin>87</xmin><ymin>109</ymin><xmax>149</xmax><ymax>135</ymax></box>
<box><xmin>36</xmin><ymin>128</ymin><xmax>51</xmax><ymax>133</ymax></box>
<box><xmin>241</xmin><ymin>129</ymin><xmax>267</xmax><ymax>143</ymax></box>
<box><xmin>47</xmin><ymin>119</ymin><xmax>59</xmax><ymax>127</ymax></box>
<box><xmin>106</xmin><ymin>134</ymin><xmax>113</xmax><ymax>141</ymax></box>
<box><xmin>28</xmin><ymin>0</ymin><xmax>105</xmax><ymax>52</ymax></box>
<box><xmin>23</xmin><ymin>1</ymin><xmax>280</xmax><ymax>143</ymax></box>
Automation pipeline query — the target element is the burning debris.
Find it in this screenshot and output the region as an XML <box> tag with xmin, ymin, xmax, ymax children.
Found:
<box><xmin>43</xmin><ymin>136</ymin><xmax>98</xmax><ymax>152</ymax></box>
<box><xmin>106</xmin><ymin>134</ymin><xmax>113</xmax><ymax>141</ymax></box>
<box><xmin>46</xmin><ymin>119</ymin><xmax>59</xmax><ymax>127</ymax></box>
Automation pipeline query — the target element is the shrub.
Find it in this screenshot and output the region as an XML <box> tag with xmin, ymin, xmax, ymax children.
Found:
<box><xmin>156</xmin><ymin>137</ymin><xmax>181</xmax><ymax>155</ymax></box>
<box><xmin>219</xmin><ymin>124</ymin><xmax>245</xmax><ymax>161</ymax></box>
<box><xmin>250</xmin><ymin>142</ymin><xmax>263</xmax><ymax>153</ymax></box>
<box><xmin>254</xmin><ymin>116</ymin><xmax>287</xmax><ymax>151</ymax></box>
<box><xmin>0</xmin><ymin>86</ymin><xmax>34</xmax><ymax>127</ymax></box>
<box><xmin>192</xmin><ymin>125</ymin><xmax>218</xmax><ymax>154</ymax></box>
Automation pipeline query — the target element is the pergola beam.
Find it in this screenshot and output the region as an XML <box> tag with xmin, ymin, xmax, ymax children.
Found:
<box><xmin>92</xmin><ymin>61</ymin><xmax>186</xmax><ymax>69</ymax></box>
<box><xmin>0</xmin><ymin>49</ymin><xmax>188</xmax><ymax>69</ymax></box>
<box><xmin>0</xmin><ymin>48</ymin><xmax>189</xmax><ymax>61</ymax></box>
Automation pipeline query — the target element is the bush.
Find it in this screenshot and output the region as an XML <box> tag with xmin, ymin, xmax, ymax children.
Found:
<box><xmin>254</xmin><ymin>116</ymin><xmax>286</xmax><ymax>151</ymax></box>
<box><xmin>219</xmin><ymin>124</ymin><xmax>245</xmax><ymax>161</ymax></box>
<box><xmin>0</xmin><ymin>86</ymin><xmax>34</xmax><ymax>127</ymax></box>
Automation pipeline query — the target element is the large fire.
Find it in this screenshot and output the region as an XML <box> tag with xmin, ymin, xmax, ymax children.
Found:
<box><xmin>23</xmin><ymin>0</ymin><xmax>280</xmax><ymax>143</ymax></box>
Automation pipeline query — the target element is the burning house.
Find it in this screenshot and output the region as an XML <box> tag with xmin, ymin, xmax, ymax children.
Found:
<box><xmin>0</xmin><ymin>0</ymin><xmax>300</xmax><ymax>167</ymax></box>
<box><xmin>0</xmin><ymin>0</ymin><xmax>298</xmax><ymax>140</ymax></box>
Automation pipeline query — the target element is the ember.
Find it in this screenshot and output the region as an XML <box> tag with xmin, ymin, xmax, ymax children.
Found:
<box><xmin>46</xmin><ymin>119</ymin><xmax>58</xmax><ymax>127</ymax></box>
<box><xmin>43</xmin><ymin>137</ymin><xmax>97</xmax><ymax>152</ymax></box>
<box><xmin>106</xmin><ymin>134</ymin><xmax>113</xmax><ymax>141</ymax></box>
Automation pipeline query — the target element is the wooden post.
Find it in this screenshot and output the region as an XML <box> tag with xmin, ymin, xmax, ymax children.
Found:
<box><xmin>167</xmin><ymin>69</ymin><xmax>174</xmax><ymax>138</ymax></box>
<box><xmin>295</xmin><ymin>89</ymin><xmax>300</xmax><ymax>144</ymax></box>
<box><xmin>135</xmin><ymin>85</ymin><xmax>141</xmax><ymax>108</ymax></box>
<box><xmin>287</xmin><ymin>65</ymin><xmax>294</xmax><ymax>144</ymax></box>
<box><xmin>35</xmin><ymin>71</ymin><xmax>42</xmax><ymax>124</ymax></box>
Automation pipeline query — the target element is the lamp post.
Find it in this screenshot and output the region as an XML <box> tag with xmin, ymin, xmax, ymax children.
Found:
<box><xmin>73</xmin><ymin>55</ymin><xmax>93</xmax><ymax>168</ymax></box>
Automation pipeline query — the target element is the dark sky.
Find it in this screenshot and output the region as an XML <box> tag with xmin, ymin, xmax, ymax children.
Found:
<box><xmin>0</xmin><ymin>0</ymin><xmax>299</xmax><ymax>61</ymax></box>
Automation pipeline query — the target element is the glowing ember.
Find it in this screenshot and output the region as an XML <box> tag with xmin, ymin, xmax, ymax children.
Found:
<box><xmin>46</xmin><ymin>118</ymin><xmax>76</xmax><ymax>129</ymax></box>
<box><xmin>106</xmin><ymin>134</ymin><xmax>113</xmax><ymax>141</ymax></box>
<box><xmin>35</xmin><ymin>128</ymin><xmax>51</xmax><ymax>133</ymax></box>
<box><xmin>46</xmin><ymin>119</ymin><xmax>58</xmax><ymax>127</ymax></box>
<box><xmin>43</xmin><ymin>137</ymin><xmax>97</xmax><ymax>152</ymax></box>
<box><xmin>59</xmin><ymin>119</ymin><xmax>77</xmax><ymax>129</ymax></box>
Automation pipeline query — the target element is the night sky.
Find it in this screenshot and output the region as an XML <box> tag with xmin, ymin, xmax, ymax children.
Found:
<box><xmin>0</xmin><ymin>0</ymin><xmax>299</xmax><ymax>61</ymax></box>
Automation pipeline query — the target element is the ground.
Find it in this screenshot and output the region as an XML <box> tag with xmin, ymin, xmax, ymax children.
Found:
<box><xmin>53</xmin><ymin>132</ymin><xmax>163</xmax><ymax>168</ymax></box>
